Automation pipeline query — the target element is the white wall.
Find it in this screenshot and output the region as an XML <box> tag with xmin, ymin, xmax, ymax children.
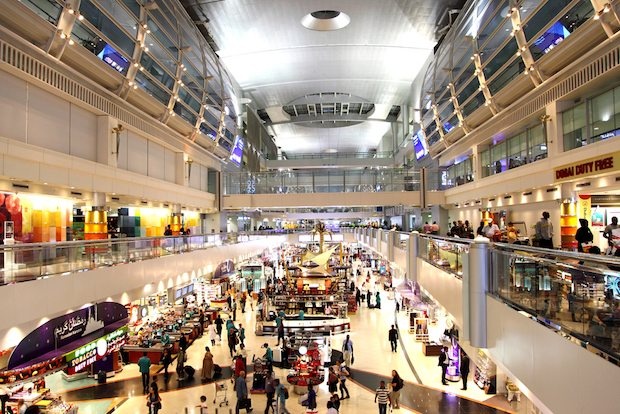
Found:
<box><xmin>417</xmin><ymin>260</ymin><xmax>464</xmax><ymax>327</ymax></box>
<box><xmin>486</xmin><ymin>297</ymin><xmax>620</xmax><ymax>414</ymax></box>
<box><xmin>0</xmin><ymin>236</ymin><xmax>289</xmax><ymax>350</ymax></box>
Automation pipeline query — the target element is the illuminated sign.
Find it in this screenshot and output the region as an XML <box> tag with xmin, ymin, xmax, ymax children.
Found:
<box><xmin>64</xmin><ymin>326</ymin><xmax>128</xmax><ymax>374</ymax></box>
<box><xmin>229</xmin><ymin>136</ymin><xmax>245</xmax><ymax>166</ymax></box>
<box><xmin>554</xmin><ymin>152</ymin><xmax>619</xmax><ymax>182</ymax></box>
<box><xmin>412</xmin><ymin>130</ymin><xmax>428</xmax><ymax>160</ymax></box>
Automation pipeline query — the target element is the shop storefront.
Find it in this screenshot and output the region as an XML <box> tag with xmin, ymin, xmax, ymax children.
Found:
<box><xmin>0</xmin><ymin>303</ymin><xmax>129</xmax><ymax>413</ymax></box>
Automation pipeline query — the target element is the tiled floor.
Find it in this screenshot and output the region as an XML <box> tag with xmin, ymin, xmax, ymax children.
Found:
<box><xmin>55</xmin><ymin>277</ymin><xmax>518</xmax><ymax>414</ymax></box>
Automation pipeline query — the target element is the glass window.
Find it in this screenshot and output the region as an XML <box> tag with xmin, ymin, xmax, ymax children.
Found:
<box><xmin>200</xmin><ymin>123</ymin><xmax>217</xmax><ymax>140</ymax></box>
<box><xmin>140</xmin><ymin>53</ymin><xmax>175</xmax><ymax>91</ymax></box>
<box><xmin>145</xmin><ymin>17</ymin><xmax>179</xmax><ymax>60</ymax></box>
<box><xmin>427</xmin><ymin>131</ymin><xmax>441</xmax><ymax>147</ymax></box>
<box><xmin>590</xmin><ymin>89</ymin><xmax>615</xmax><ymax>140</ymax></box>
<box><xmin>178</xmin><ymin>87</ymin><xmax>201</xmax><ymax>113</ymax></box>
<box><xmin>528</xmin><ymin>124</ymin><xmax>547</xmax><ymax>161</ymax></box>
<box><xmin>173</xmin><ymin>101</ymin><xmax>198</xmax><ymax>125</ymax></box>
<box><xmin>203</xmin><ymin>109</ymin><xmax>220</xmax><ymax>130</ymax></box>
<box><xmin>462</xmin><ymin>92</ymin><xmax>485</xmax><ymax>117</ymax></box>
<box><xmin>79</xmin><ymin>0</ymin><xmax>135</xmax><ymax>56</ymax></box>
<box><xmin>21</xmin><ymin>0</ymin><xmax>62</xmax><ymax>25</ymax></box>
<box><xmin>119</xmin><ymin>1</ymin><xmax>140</xmax><ymax>17</ymax></box>
<box><xmin>482</xmin><ymin>39</ymin><xmax>518</xmax><ymax>78</ymax></box>
<box><xmin>218</xmin><ymin>137</ymin><xmax>232</xmax><ymax>151</ymax></box>
<box><xmin>135</xmin><ymin>71</ymin><xmax>170</xmax><ymax>105</ymax></box>
<box><xmin>507</xmin><ymin>132</ymin><xmax>527</xmax><ymax>168</ymax></box>
<box><xmin>562</xmin><ymin>103</ymin><xmax>587</xmax><ymax>151</ymax></box>
<box><xmin>479</xmin><ymin>18</ymin><xmax>513</xmax><ymax>60</ymax></box>
<box><xmin>488</xmin><ymin>58</ymin><xmax>524</xmax><ymax>94</ymax></box>
<box><xmin>480</xmin><ymin>148</ymin><xmax>491</xmax><ymax>178</ymax></box>
<box><xmin>96</xmin><ymin>0</ymin><xmax>137</xmax><ymax>37</ymax></box>
<box><xmin>456</xmin><ymin>76</ymin><xmax>479</xmax><ymax>104</ymax></box>
<box><xmin>452</xmin><ymin>43</ymin><xmax>473</xmax><ymax>78</ymax></box>
<box><xmin>144</xmin><ymin>33</ymin><xmax>177</xmax><ymax>76</ymax></box>
<box><xmin>522</xmin><ymin>0</ymin><xmax>572</xmax><ymax>40</ymax></box>
<box><xmin>490</xmin><ymin>140</ymin><xmax>506</xmax><ymax>174</ymax></box>
<box><xmin>476</xmin><ymin>0</ymin><xmax>509</xmax><ymax>45</ymax></box>
<box><xmin>149</xmin><ymin>8</ymin><xmax>178</xmax><ymax>44</ymax></box>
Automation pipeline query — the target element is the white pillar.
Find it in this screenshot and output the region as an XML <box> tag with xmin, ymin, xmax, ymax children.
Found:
<box><xmin>465</xmin><ymin>238</ymin><xmax>489</xmax><ymax>348</ymax></box>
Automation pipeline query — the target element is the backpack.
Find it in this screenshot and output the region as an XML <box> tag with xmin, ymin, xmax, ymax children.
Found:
<box><xmin>282</xmin><ymin>387</ymin><xmax>289</xmax><ymax>399</ymax></box>
<box><xmin>395</xmin><ymin>377</ymin><xmax>404</xmax><ymax>391</ymax></box>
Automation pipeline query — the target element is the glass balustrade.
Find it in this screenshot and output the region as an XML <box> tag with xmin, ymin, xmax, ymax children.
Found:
<box><xmin>418</xmin><ymin>235</ymin><xmax>471</xmax><ymax>278</ymax></box>
<box><xmin>224</xmin><ymin>169</ymin><xmax>421</xmax><ymax>195</ymax></box>
<box><xmin>0</xmin><ymin>230</ymin><xmax>302</xmax><ymax>286</ymax></box>
<box><xmin>489</xmin><ymin>244</ymin><xmax>620</xmax><ymax>363</ymax></box>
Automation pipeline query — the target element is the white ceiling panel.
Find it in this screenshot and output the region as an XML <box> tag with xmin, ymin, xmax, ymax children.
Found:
<box><xmin>191</xmin><ymin>0</ymin><xmax>462</xmax><ymax>155</ymax></box>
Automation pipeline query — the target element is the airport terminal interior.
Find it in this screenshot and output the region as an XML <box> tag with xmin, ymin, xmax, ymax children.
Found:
<box><xmin>0</xmin><ymin>0</ymin><xmax>619</xmax><ymax>413</ymax></box>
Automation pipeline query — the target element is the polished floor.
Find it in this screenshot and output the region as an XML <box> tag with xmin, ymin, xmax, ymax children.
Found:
<box><xmin>52</xmin><ymin>279</ymin><xmax>522</xmax><ymax>414</ymax></box>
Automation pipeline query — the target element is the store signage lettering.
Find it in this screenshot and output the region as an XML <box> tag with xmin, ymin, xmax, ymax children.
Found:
<box><xmin>54</xmin><ymin>316</ymin><xmax>87</xmax><ymax>341</ymax></box>
<box><xmin>65</xmin><ymin>326</ymin><xmax>127</xmax><ymax>373</ymax></box>
<box><xmin>554</xmin><ymin>153</ymin><xmax>617</xmax><ymax>182</ymax></box>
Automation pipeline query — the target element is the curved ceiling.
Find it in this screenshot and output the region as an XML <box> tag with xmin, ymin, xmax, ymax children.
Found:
<box><xmin>186</xmin><ymin>0</ymin><xmax>463</xmax><ymax>156</ymax></box>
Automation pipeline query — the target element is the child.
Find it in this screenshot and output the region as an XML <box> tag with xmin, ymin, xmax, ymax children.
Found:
<box><xmin>196</xmin><ymin>395</ymin><xmax>208</xmax><ymax>413</ymax></box>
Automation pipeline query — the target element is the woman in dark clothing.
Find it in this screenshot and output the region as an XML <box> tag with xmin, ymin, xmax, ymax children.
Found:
<box><xmin>575</xmin><ymin>219</ymin><xmax>594</xmax><ymax>252</ymax></box>
<box><xmin>476</xmin><ymin>221</ymin><xmax>485</xmax><ymax>236</ymax></box>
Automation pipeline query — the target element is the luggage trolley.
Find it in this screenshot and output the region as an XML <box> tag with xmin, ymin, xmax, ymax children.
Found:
<box><xmin>213</xmin><ymin>379</ymin><xmax>229</xmax><ymax>407</ymax></box>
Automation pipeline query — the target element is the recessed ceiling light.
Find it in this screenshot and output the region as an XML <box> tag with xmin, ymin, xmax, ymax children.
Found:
<box><xmin>301</xmin><ymin>10</ymin><xmax>350</xmax><ymax>31</ymax></box>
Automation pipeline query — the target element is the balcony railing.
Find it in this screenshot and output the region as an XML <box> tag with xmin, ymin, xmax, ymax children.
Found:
<box><xmin>0</xmin><ymin>231</ymin><xmax>300</xmax><ymax>286</ymax></box>
<box><xmin>224</xmin><ymin>169</ymin><xmax>421</xmax><ymax>195</ymax></box>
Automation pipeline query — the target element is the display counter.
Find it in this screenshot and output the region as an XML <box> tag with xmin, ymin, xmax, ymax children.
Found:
<box><xmin>122</xmin><ymin>343</ymin><xmax>168</xmax><ymax>364</ymax></box>
<box><xmin>422</xmin><ymin>342</ymin><xmax>443</xmax><ymax>356</ymax></box>
<box><xmin>257</xmin><ymin>317</ymin><xmax>350</xmax><ymax>336</ymax></box>
<box><xmin>7</xmin><ymin>387</ymin><xmax>77</xmax><ymax>414</ymax></box>
<box><xmin>210</xmin><ymin>298</ymin><xmax>229</xmax><ymax>309</ymax></box>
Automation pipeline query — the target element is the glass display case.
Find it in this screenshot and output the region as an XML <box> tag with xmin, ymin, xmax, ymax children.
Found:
<box><xmin>420</xmin><ymin>236</ymin><xmax>470</xmax><ymax>278</ymax></box>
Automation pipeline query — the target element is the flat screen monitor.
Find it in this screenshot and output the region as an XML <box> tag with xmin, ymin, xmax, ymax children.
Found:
<box><xmin>533</xmin><ymin>21</ymin><xmax>570</xmax><ymax>55</ymax></box>
<box><xmin>229</xmin><ymin>136</ymin><xmax>245</xmax><ymax>166</ymax></box>
<box><xmin>96</xmin><ymin>43</ymin><xmax>129</xmax><ymax>75</ymax></box>
<box><xmin>412</xmin><ymin>130</ymin><xmax>428</xmax><ymax>160</ymax></box>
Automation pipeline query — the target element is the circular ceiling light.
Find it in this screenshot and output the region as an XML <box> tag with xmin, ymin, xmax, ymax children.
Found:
<box><xmin>301</xmin><ymin>10</ymin><xmax>350</xmax><ymax>31</ymax></box>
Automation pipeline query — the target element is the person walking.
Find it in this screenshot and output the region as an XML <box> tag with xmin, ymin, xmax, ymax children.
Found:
<box><xmin>390</xmin><ymin>370</ymin><xmax>403</xmax><ymax>409</ymax></box>
<box><xmin>535</xmin><ymin>211</ymin><xmax>554</xmax><ymax>248</ymax></box>
<box><xmin>234</xmin><ymin>371</ymin><xmax>253</xmax><ymax>413</ymax></box>
<box><xmin>146</xmin><ymin>384</ymin><xmax>161</xmax><ymax>414</ymax></box>
<box><xmin>160</xmin><ymin>348</ymin><xmax>172</xmax><ymax>377</ymax></box>
<box><xmin>198</xmin><ymin>310</ymin><xmax>205</xmax><ymax>337</ymax></box>
<box><xmin>460</xmin><ymin>351</ymin><xmax>470</xmax><ymax>390</ymax></box>
<box><xmin>201</xmin><ymin>346</ymin><xmax>214</xmax><ymax>382</ymax></box>
<box><xmin>327</xmin><ymin>367</ymin><xmax>338</xmax><ymax>395</ymax></box>
<box><xmin>228</xmin><ymin>325</ymin><xmax>239</xmax><ymax>358</ymax></box>
<box><xmin>575</xmin><ymin>219</ymin><xmax>594</xmax><ymax>252</ymax></box>
<box><xmin>264</xmin><ymin>371</ymin><xmax>276</xmax><ymax>414</ymax></box>
<box><xmin>335</xmin><ymin>361</ymin><xmax>350</xmax><ymax>400</ymax></box>
<box><xmin>342</xmin><ymin>335</ymin><xmax>353</xmax><ymax>366</ymax></box>
<box><xmin>137</xmin><ymin>352</ymin><xmax>151</xmax><ymax>393</ymax></box>
<box><xmin>355</xmin><ymin>287</ymin><xmax>361</xmax><ymax>307</ymax></box>
<box><xmin>603</xmin><ymin>216</ymin><xmax>619</xmax><ymax>249</ymax></box>
<box><xmin>276</xmin><ymin>318</ymin><xmax>285</xmax><ymax>346</ymax></box>
<box><xmin>176</xmin><ymin>348</ymin><xmax>187</xmax><ymax>381</ymax></box>
<box><xmin>274</xmin><ymin>379</ymin><xmax>290</xmax><ymax>414</ymax></box>
<box><xmin>215</xmin><ymin>314</ymin><xmax>224</xmax><ymax>339</ymax></box>
<box><xmin>388</xmin><ymin>325</ymin><xmax>398</xmax><ymax>352</ymax></box>
<box><xmin>208</xmin><ymin>322</ymin><xmax>218</xmax><ymax>346</ymax></box>
<box><xmin>374</xmin><ymin>380</ymin><xmax>391</xmax><ymax>414</ymax></box>
<box><xmin>375</xmin><ymin>291</ymin><xmax>381</xmax><ymax>309</ymax></box>
<box><xmin>262</xmin><ymin>343</ymin><xmax>273</xmax><ymax>373</ymax></box>
<box><xmin>438</xmin><ymin>346</ymin><xmax>449</xmax><ymax>385</ymax></box>
<box><xmin>306</xmin><ymin>383</ymin><xmax>317</xmax><ymax>411</ymax></box>
<box><xmin>238</xmin><ymin>323</ymin><xmax>246</xmax><ymax>347</ymax></box>
<box><xmin>179</xmin><ymin>333</ymin><xmax>188</xmax><ymax>352</ymax></box>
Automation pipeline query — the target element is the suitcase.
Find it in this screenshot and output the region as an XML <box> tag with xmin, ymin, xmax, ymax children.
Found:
<box><xmin>239</xmin><ymin>398</ymin><xmax>252</xmax><ymax>409</ymax></box>
<box><xmin>184</xmin><ymin>365</ymin><xmax>196</xmax><ymax>379</ymax></box>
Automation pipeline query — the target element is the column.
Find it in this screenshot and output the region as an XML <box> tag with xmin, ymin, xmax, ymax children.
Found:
<box><xmin>465</xmin><ymin>238</ymin><xmax>489</xmax><ymax>348</ymax></box>
<box><xmin>387</xmin><ymin>229</ymin><xmax>395</xmax><ymax>261</ymax></box>
<box><xmin>407</xmin><ymin>232</ymin><xmax>419</xmax><ymax>283</ymax></box>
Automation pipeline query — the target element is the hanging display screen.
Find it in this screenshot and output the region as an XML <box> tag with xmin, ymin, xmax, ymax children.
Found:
<box><xmin>413</xmin><ymin>130</ymin><xmax>428</xmax><ymax>160</ymax></box>
<box><xmin>533</xmin><ymin>21</ymin><xmax>571</xmax><ymax>55</ymax></box>
<box><xmin>96</xmin><ymin>43</ymin><xmax>129</xmax><ymax>75</ymax></box>
<box><xmin>229</xmin><ymin>136</ymin><xmax>245</xmax><ymax>166</ymax></box>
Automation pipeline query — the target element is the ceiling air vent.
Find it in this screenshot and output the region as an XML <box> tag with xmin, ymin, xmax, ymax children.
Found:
<box><xmin>12</xmin><ymin>183</ymin><xmax>29</xmax><ymax>190</ymax></box>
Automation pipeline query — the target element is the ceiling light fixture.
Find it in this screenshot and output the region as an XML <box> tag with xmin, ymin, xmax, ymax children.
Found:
<box><xmin>301</xmin><ymin>10</ymin><xmax>350</xmax><ymax>31</ymax></box>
